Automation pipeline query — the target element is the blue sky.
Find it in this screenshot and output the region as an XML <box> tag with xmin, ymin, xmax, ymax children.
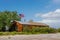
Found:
<box><xmin>0</xmin><ymin>0</ymin><xmax>60</xmax><ymax>28</ymax></box>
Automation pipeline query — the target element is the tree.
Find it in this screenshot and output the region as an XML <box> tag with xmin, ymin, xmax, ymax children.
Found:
<box><xmin>0</xmin><ymin>11</ymin><xmax>20</xmax><ymax>31</ymax></box>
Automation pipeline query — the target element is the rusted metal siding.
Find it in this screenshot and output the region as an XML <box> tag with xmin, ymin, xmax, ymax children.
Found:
<box><xmin>15</xmin><ymin>21</ymin><xmax>49</xmax><ymax>32</ymax></box>
<box><xmin>16</xmin><ymin>22</ymin><xmax>23</xmax><ymax>32</ymax></box>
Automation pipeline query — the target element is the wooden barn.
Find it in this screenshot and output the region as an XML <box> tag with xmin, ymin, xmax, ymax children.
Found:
<box><xmin>9</xmin><ymin>20</ymin><xmax>49</xmax><ymax>32</ymax></box>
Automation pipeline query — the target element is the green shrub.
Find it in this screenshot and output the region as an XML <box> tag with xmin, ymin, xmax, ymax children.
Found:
<box><xmin>31</xmin><ymin>27</ymin><xmax>41</xmax><ymax>34</ymax></box>
<box><xmin>47</xmin><ymin>28</ymin><xmax>57</xmax><ymax>33</ymax></box>
<box><xmin>57</xmin><ymin>28</ymin><xmax>60</xmax><ymax>32</ymax></box>
<box><xmin>0</xmin><ymin>27</ymin><xmax>58</xmax><ymax>35</ymax></box>
<box><xmin>31</xmin><ymin>27</ymin><xmax>57</xmax><ymax>33</ymax></box>
<box><xmin>23</xmin><ymin>27</ymin><xmax>31</xmax><ymax>32</ymax></box>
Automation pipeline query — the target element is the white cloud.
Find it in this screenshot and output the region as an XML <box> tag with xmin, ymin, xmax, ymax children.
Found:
<box><xmin>40</xmin><ymin>20</ymin><xmax>60</xmax><ymax>23</ymax></box>
<box><xmin>41</xmin><ymin>9</ymin><xmax>60</xmax><ymax>19</ymax></box>
<box><xmin>52</xmin><ymin>0</ymin><xmax>60</xmax><ymax>4</ymax></box>
<box><xmin>35</xmin><ymin>9</ymin><xmax>60</xmax><ymax>28</ymax></box>
<box><xmin>38</xmin><ymin>20</ymin><xmax>60</xmax><ymax>28</ymax></box>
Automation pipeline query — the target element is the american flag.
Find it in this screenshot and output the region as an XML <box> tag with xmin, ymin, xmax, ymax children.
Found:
<box><xmin>19</xmin><ymin>14</ymin><xmax>24</xmax><ymax>18</ymax></box>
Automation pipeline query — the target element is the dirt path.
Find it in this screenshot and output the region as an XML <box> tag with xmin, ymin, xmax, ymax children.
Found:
<box><xmin>0</xmin><ymin>33</ymin><xmax>60</xmax><ymax>40</ymax></box>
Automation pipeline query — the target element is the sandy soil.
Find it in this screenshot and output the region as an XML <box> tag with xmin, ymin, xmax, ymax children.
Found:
<box><xmin>0</xmin><ymin>33</ymin><xmax>60</xmax><ymax>40</ymax></box>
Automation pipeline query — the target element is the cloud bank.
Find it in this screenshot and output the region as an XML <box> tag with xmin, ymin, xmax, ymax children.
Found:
<box><xmin>35</xmin><ymin>9</ymin><xmax>60</xmax><ymax>28</ymax></box>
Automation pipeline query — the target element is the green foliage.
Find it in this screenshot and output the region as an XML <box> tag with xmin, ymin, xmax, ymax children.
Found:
<box><xmin>31</xmin><ymin>27</ymin><xmax>41</xmax><ymax>34</ymax></box>
<box><xmin>47</xmin><ymin>28</ymin><xmax>57</xmax><ymax>33</ymax></box>
<box><xmin>23</xmin><ymin>27</ymin><xmax>57</xmax><ymax>34</ymax></box>
<box><xmin>0</xmin><ymin>11</ymin><xmax>20</xmax><ymax>31</ymax></box>
<box><xmin>31</xmin><ymin>27</ymin><xmax>57</xmax><ymax>33</ymax></box>
<box><xmin>57</xmin><ymin>28</ymin><xmax>60</xmax><ymax>32</ymax></box>
<box><xmin>23</xmin><ymin>26</ymin><xmax>31</xmax><ymax>32</ymax></box>
<box><xmin>0</xmin><ymin>32</ymin><xmax>32</xmax><ymax>35</ymax></box>
<box><xmin>0</xmin><ymin>27</ymin><xmax>58</xmax><ymax>35</ymax></box>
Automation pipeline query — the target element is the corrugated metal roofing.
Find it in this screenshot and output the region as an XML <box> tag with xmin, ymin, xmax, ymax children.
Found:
<box><xmin>16</xmin><ymin>21</ymin><xmax>49</xmax><ymax>26</ymax></box>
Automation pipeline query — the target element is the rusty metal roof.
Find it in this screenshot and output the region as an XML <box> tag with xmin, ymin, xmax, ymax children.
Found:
<box><xmin>16</xmin><ymin>21</ymin><xmax>49</xmax><ymax>26</ymax></box>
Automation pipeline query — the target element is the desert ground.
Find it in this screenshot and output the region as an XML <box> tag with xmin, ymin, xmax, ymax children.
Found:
<box><xmin>0</xmin><ymin>33</ymin><xmax>60</xmax><ymax>40</ymax></box>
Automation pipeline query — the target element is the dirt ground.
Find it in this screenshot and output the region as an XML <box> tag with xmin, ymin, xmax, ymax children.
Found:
<box><xmin>0</xmin><ymin>33</ymin><xmax>60</xmax><ymax>40</ymax></box>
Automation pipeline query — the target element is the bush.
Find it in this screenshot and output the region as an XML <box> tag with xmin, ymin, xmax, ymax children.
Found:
<box><xmin>31</xmin><ymin>27</ymin><xmax>41</xmax><ymax>34</ymax></box>
<box><xmin>57</xmin><ymin>28</ymin><xmax>60</xmax><ymax>32</ymax></box>
<box><xmin>23</xmin><ymin>27</ymin><xmax>57</xmax><ymax>34</ymax></box>
<box><xmin>0</xmin><ymin>27</ymin><xmax>58</xmax><ymax>35</ymax></box>
<box><xmin>47</xmin><ymin>28</ymin><xmax>57</xmax><ymax>33</ymax></box>
<box><xmin>23</xmin><ymin>27</ymin><xmax>31</xmax><ymax>32</ymax></box>
<box><xmin>31</xmin><ymin>27</ymin><xmax>57</xmax><ymax>33</ymax></box>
